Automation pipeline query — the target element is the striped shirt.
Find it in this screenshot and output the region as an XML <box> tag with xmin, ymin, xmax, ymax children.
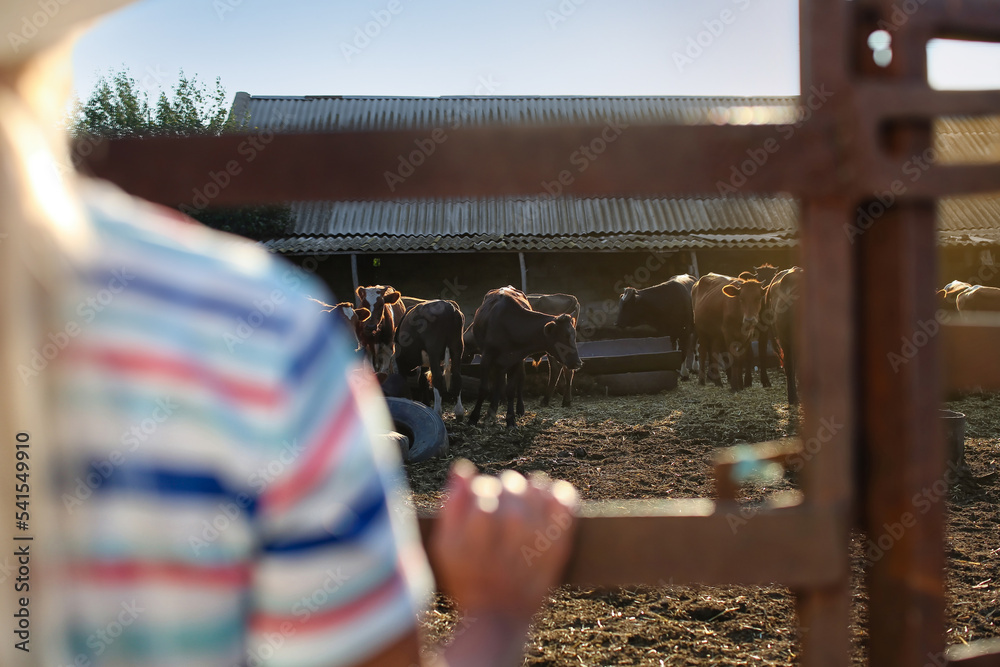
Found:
<box><xmin>51</xmin><ymin>181</ymin><xmax>432</xmax><ymax>667</ymax></box>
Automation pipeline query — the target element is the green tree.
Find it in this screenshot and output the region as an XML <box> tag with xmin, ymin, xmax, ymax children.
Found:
<box><xmin>71</xmin><ymin>69</ymin><xmax>292</xmax><ymax>241</ymax></box>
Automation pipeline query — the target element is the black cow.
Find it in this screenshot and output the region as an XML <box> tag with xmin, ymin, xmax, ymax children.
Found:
<box><xmin>616</xmin><ymin>275</ymin><xmax>695</xmax><ymax>380</ymax></box>
<box><xmin>527</xmin><ymin>293</ymin><xmax>581</xmax><ymax>407</ymax></box>
<box><xmin>468</xmin><ymin>287</ymin><xmax>582</xmax><ymax>428</ymax></box>
<box><xmin>394</xmin><ymin>299</ymin><xmax>466</xmax><ymax>419</ymax></box>
<box><xmin>745</xmin><ymin>264</ymin><xmax>781</xmax><ymax>389</ymax></box>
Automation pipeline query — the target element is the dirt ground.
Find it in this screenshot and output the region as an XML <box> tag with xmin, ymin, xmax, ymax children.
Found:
<box><xmin>405</xmin><ymin>373</ymin><xmax>1000</xmax><ymax>666</ymax></box>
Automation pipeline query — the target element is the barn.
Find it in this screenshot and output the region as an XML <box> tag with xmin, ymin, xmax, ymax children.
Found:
<box><xmin>232</xmin><ymin>93</ymin><xmax>1000</xmax><ymax>329</ymax></box>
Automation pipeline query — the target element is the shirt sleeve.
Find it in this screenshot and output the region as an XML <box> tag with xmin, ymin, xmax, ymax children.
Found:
<box><xmin>247</xmin><ymin>290</ymin><xmax>433</xmax><ymax>667</ymax></box>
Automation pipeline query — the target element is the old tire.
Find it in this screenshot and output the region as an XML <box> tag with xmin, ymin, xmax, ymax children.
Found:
<box><xmin>386</xmin><ymin>397</ymin><xmax>449</xmax><ymax>463</ymax></box>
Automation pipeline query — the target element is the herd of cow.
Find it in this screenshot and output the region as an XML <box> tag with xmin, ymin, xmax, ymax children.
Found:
<box><xmin>307</xmin><ymin>264</ymin><xmax>804</xmax><ymax>427</ymax></box>
<box><xmin>310</xmin><ymin>267</ymin><xmax>998</xmax><ymax>429</ymax></box>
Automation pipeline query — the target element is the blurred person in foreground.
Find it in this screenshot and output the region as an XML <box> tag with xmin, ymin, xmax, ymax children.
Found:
<box><xmin>0</xmin><ymin>2</ymin><xmax>578</xmax><ymax>666</ymax></box>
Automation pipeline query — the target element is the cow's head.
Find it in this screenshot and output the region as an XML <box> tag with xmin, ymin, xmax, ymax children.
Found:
<box><xmin>616</xmin><ymin>287</ymin><xmax>639</xmax><ymax>328</ymax></box>
<box><xmin>544</xmin><ymin>313</ymin><xmax>583</xmax><ymax>370</ymax></box>
<box><xmin>753</xmin><ymin>263</ymin><xmax>779</xmax><ymax>286</ymax></box>
<box><xmin>722</xmin><ymin>279</ymin><xmax>765</xmax><ymax>338</ymax></box>
<box><xmin>356</xmin><ymin>285</ymin><xmax>401</xmax><ymax>336</ymax></box>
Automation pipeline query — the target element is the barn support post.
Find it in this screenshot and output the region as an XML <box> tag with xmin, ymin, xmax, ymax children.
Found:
<box><xmin>518</xmin><ymin>251</ymin><xmax>528</xmax><ymax>293</ymax></box>
<box><xmin>350</xmin><ymin>253</ymin><xmax>359</xmax><ymax>292</ymax></box>
<box><xmin>689</xmin><ymin>250</ymin><xmax>700</xmax><ymax>279</ymax></box>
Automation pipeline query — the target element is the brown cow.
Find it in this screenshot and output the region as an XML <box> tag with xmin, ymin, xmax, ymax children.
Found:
<box><xmin>747</xmin><ymin>264</ymin><xmax>781</xmax><ymax>388</ymax></box>
<box><xmin>468</xmin><ymin>287</ymin><xmax>582</xmax><ymax>428</ymax></box>
<box><xmin>937</xmin><ymin>280</ymin><xmax>973</xmax><ymax>312</ymax></box>
<box><xmin>308</xmin><ymin>298</ymin><xmax>371</xmax><ymax>352</ymax></box>
<box><xmin>956</xmin><ymin>285</ymin><xmax>1000</xmax><ymax>313</ymax></box>
<box><xmin>527</xmin><ymin>292</ymin><xmax>581</xmax><ymax>407</ymax></box>
<box><xmin>692</xmin><ymin>273</ymin><xmax>765</xmax><ymax>391</ymax></box>
<box><xmin>763</xmin><ymin>267</ymin><xmax>802</xmax><ymax>405</ymax></box>
<box><xmin>355</xmin><ymin>285</ymin><xmax>406</xmax><ymax>373</ymax></box>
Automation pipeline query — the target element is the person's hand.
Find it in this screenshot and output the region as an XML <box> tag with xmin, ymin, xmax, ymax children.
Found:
<box><xmin>430</xmin><ymin>460</ymin><xmax>579</xmax><ymax>621</ymax></box>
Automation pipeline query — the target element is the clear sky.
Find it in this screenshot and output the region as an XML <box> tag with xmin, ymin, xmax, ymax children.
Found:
<box><xmin>71</xmin><ymin>0</ymin><xmax>1000</xmax><ymax>104</ymax></box>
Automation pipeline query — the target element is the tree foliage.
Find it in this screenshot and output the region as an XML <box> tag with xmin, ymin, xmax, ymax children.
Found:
<box><xmin>72</xmin><ymin>69</ymin><xmax>292</xmax><ymax>241</ymax></box>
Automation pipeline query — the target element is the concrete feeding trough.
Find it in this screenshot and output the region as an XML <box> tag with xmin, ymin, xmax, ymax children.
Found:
<box><xmin>460</xmin><ymin>336</ymin><xmax>684</xmax><ymax>396</ymax></box>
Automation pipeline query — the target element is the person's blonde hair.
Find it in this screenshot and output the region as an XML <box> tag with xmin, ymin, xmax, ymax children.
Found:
<box><xmin>0</xmin><ymin>42</ymin><xmax>93</xmax><ymax>667</ymax></box>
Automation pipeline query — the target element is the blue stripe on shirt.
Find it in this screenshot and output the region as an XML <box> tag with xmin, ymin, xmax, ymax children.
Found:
<box><xmin>261</xmin><ymin>483</ymin><xmax>386</xmax><ymax>554</ymax></box>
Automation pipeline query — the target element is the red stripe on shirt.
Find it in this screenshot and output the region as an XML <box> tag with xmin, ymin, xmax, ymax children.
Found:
<box><xmin>260</xmin><ymin>398</ymin><xmax>358</xmax><ymax>513</ymax></box>
<box><xmin>250</xmin><ymin>572</ymin><xmax>403</xmax><ymax>635</ymax></box>
<box><xmin>69</xmin><ymin>561</ymin><xmax>251</xmax><ymax>587</ymax></box>
<box><xmin>66</xmin><ymin>346</ymin><xmax>282</xmax><ymax>408</ymax></box>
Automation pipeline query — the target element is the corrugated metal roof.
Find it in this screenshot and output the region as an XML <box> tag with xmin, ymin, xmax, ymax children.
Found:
<box><xmin>236</xmin><ymin>95</ymin><xmax>1000</xmax><ymax>253</ymax></box>
<box><xmin>235</xmin><ymin>94</ymin><xmax>802</xmax><ymax>132</ymax></box>
<box><xmin>936</xmin><ymin>116</ymin><xmax>1000</xmax><ymax>164</ymax></box>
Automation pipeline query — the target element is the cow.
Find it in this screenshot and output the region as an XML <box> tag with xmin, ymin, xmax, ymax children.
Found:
<box><xmin>616</xmin><ymin>275</ymin><xmax>695</xmax><ymax>380</ymax></box>
<box><xmin>746</xmin><ymin>264</ymin><xmax>781</xmax><ymax>388</ymax></box>
<box><xmin>956</xmin><ymin>284</ymin><xmax>1000</xmax><ymax>313</ymax></box>
<box><xmin>355</xmin><ymin>285</ymin><xmax>405</xmax><ymax>374</ymax></box>
<box><xmin>763</xmin><ymin>267</ymin><xmax>802</xmax><ymax>405</ymax></box>
<box><xmin>468</xmin><ymin>287</ymin><xmax>582</xmax><ymax>428</ymax></box>
<box><xmin>938</xmin><ymin>280</ymin><xmax>973</xmax><ymax>312</ymax></box>
<box><xmin>692</xmin><ymin>273</ymin><xmax>765</xmax><ymax>391</ymax></box>
<box><xmin>394</xmin><ymin>299</ymin><xmax>466</xmax><ymax>419</ymax></box>
<box><xmin>308</xmin><ymin>298</ymin><xmax>371</xmax><ymax>351</ymax></box>
<box><xmin>527</xmin><ymin>292</ymin><xmax>581</xmax><ymax>407</ymax></box>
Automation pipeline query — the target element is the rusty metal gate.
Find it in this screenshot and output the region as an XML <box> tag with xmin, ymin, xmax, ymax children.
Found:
<box><xmin>83</xmin><ymin>1</ymin><xmax>1000</xmax><ymax>665</ymax></box>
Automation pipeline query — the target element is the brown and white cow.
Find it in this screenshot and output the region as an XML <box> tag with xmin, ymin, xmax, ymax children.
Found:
<box><xmin>956</xmin><ymin>284</ymin><xmax>1000</xmax><ymax>313</ymax></box>
<box><xmin>308</xmin><ymin>298</ymin><xmax>371</xmax><ymax>351</ymax></box>
<box><xmin>394</xmin><ymin>299</ymin><xmax>466</xmax><ymax>419</ymax></box>
<box><xmin>527</xmin><ymin>292</ymin><xmax>581</xmax><ymax>407</ymax></box>
<box><xmin>468</xmin><ymin>287</ymin><xmax>582</xmax><ymax>428</ymax></box>
<box><xmin>938</xmin><ymin>280</ymin><xmax>974</xmax><ymax>312</ymax></box>
<box><xmin>355</xmin><ymin>285</ymin><xmax>406</xmax><ymax>374</ymax></box>
<box><xmin>692</xmin><ymin>273</ymin><xmax>765</xmax><ymax>391</ymax></box>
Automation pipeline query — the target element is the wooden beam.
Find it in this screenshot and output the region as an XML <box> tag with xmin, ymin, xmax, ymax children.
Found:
<box><xmin>947</xmin><ymin>639</ymin><xmax>1000</xmax><ymax>667</ymax></box>
<box><xmin>943</xmin><ymin>317</ymin><xmax>1000</xmax><ymax>391</ymax></box>
<box><xmin>78</xmin><ymin>123</ymin><xmax>837</xmax><ymax>205</ymax></box>
<box><xmin>418</xmin><ymin>499</ymin><xmax>844</xmax><ymax>589</ymax></box>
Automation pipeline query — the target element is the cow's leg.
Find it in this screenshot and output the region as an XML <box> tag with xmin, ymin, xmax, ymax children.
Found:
<box><xmin>445</xmin><ymin>345</ymin><xmax>465</xmax><ymax>421</ymax></box>
<box><xmin>687</xmin><ymin>332</ymin><xmax>698</xmax><ymax>374</ymax></box>
<box><xmin>697</xmin><ymin>334</ymin><xmax>708</xmax><ymax>385</ymax></box>
<box><xmin>561</xmin><ymin>367</ymin><xmax>574</xmax><ymax>407</ymax></box>
<box><xmin>677</xmin><ymin>331</ymin><xmax>691</xmax><ymax>381</ymax></box>
<box><xmin>486</xmin><ymin>362</ymin><xmax>506</xmax><ymax>422</ymax></box>
<box><xmin>758</xmin><ymin>329</ymin><xmax>772</xmax><ymax>388</ymax></box>
<box><xmin>541</xmin><ymin>359</ymin><xmax>560</xmax><ymax>407</ymax></box>
<box><xmin>783</xmin><ymin>338</ymin><xmax>798</xmax><ymax>406</ymax></box>
<box><xmin>710</xmin><ymin>337</ymin><xmax>725</xmax><ymax>388</ymax></box>
<box><xmin>426</xmin><ymin>349</ymin><xmax>447</xmax><ymax>417</ymax></box>
<box><xmin>467</xmin><ymin>352</ymin><xmax>492</xmax><ymax>426</ymax></box>
<box><xmin>506</xmin><ymin>365</ymin><xmax>523</xmax><ymax>428</ymax></box>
